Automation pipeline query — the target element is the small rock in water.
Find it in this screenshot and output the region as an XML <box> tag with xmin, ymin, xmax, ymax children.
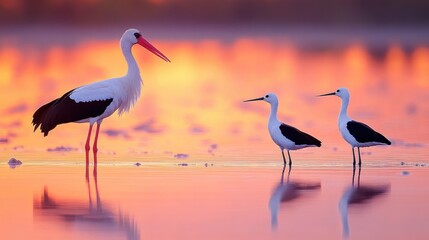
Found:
<box><xmin>400</xmin><ymin>171</ymin><xmax>410</xmax><ymax>176</ymax></box>
<box><xmin>135</xmin><ymin>162</ymin><xmax>141</xmax><ymax>167</ymax></box>
<box><xmin>8</xmin><ymin>158</ymin><xmax>22</xmax><ymax>168</ymax></box>
<box><xmin>174</xmin><ymin>153</ymin><xmax>189</xmax><ymax>159</ymax></box>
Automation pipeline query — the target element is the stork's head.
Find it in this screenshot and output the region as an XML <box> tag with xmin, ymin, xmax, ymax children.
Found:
<box><xmin>244</xmin><ymin>93</ymin><xmax>279</xmax><ymax>105</ymax></box>
<box><xmin>318</xmin><ymin>87</ymin><xmax>349</xmax><ymax>99</ymax></box>
<box><xmin>121</xmin><ymin>28</ymin><xmax>170</xmax><ymax>62</ymax></box>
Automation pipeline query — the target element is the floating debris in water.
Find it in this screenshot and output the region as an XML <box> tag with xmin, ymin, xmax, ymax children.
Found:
<box><xmin>401</xmin><ymin>171</ymin><xmax>410</xmax><ymax>176</ymax></box>
<box><xmin>135</xmin><ymin>162</ymin><xmax>141</xmax><ymax>167</ymax></box>
<box><xmin>178</xmin><ymin>163</ymin><xmax>188</xmax><ymax>166</ymax></box>
<box><xmin>174</xmin><ymin>153</ymin><xmax>189</xmax><ymax>159</ymax></box>
<box><xmin>399</xmin><ymin>162</ymin><xmax>427</xmax><ymax>167</ymax></box>
<box><xmin>47</xmin><ymin>146</ymin><xmax>78</xmax><ymax>152</ymax></box>
<box><xmin>8</xmin><ymin>158</ymin><xmax>22</xmax><ymax>168</ymax></box>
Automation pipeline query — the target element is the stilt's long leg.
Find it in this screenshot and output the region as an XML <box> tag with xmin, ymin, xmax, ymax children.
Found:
<box><xmin>280</xmin><ymin>164</ymin><xmax>286</xmax><ymax>184</ymax></box>
<box><xmin>352</xmin><ymin>147</ymin><xmax>356</xmax><ymax>166</ymax></box>
<box><xmin>351</xmin><ymin>166</ymin><xmax>356</xmax><ymax>186</ymax></box>
<box><xmin>357</xmin><ymin>147</ymin><xmax>362</xmax><ymax>167</ymax></box>
<box><xmin>85</xmin><ymin>124</ymin><xmax>94</xmax><ymax>166</ymax></box>
<box><xmin>287</xmin><ymin>150</ymin><xmax>292</xmax><ymax>167</ymax></box>
<box><xmin>357</xmin><ymin>166</ymin><xmax>362</xmax><ymax>187</ymax></box>
<box><xmin>92</xmin><ymin>122</ymin><xmax>102</xmax><ymax>166</ymax></box>
<box><xmin>281</xmin><ymin>150</ymin><xmax>287</xmax><ymax>165</ymax></box>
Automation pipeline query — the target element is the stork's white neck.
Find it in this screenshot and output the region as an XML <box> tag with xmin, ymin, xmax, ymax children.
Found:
<box><xmin>121</xmin><ymin>41</ymin><xmax>140</xmax><ymax>78</ymax></box>
<box><xmin>117</xmin><ymin>40</ymin><xmax>142</xmax><ymax>115</ymax></box>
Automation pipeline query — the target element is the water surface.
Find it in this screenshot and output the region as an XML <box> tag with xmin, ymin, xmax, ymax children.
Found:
<box><xmin>1</xmin><ymin>163</ymin><xmax>428</xmax><ymax>240</ymax></box>
<box><xmin>0</xmin><ymin>27</ymin><xmax>428</xmax><ymax>239</ymax></box>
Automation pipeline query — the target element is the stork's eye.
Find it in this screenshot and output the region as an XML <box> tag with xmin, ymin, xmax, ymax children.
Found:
<box><xmin>266</xmin><ymin>95</ymin><xmax>269</xmax><ymax>98</ymax></box>
<box><xmin>134</xmin><ymin>33</ymin><xmax>142</xmax><ymax>38</ymax></box>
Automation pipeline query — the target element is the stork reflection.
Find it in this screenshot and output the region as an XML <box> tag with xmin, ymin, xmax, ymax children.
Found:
<box><xmin>269</xmin><ymin>166</ymin><xmax>321</xmax><ymax>229</ymax></box>
<box><xmin>34</xmin><ymin>165</ymin><xmax>140</xmax><ymax>240</ymax></box>
<box><xmin>339</xmin><ymin>167</ymin><xmax>390</xmax><ymax>239</ymax></box>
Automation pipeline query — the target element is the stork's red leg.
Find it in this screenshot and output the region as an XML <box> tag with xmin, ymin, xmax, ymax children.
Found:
<box><xmin>85</xmin><ymin>124</ymin><xmax>94</xmax><ymax>166</ymax></box>
<box><xmin>92</xmin><ymin>122</ymin><xmax>101</xmax><ymax>165</ymax></box>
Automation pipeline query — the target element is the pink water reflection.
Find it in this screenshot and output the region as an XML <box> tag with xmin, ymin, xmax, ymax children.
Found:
<box><xmin>1</xmin><ymin>165</ymin><xmax>429</xmax><ymax>239</ymax></box>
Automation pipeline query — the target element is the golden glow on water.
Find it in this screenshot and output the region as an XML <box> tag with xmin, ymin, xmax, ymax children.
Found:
<box><xmin>0</xmin><ymin>34</ymin><xmax>428</xmax><ymax>163</ymax></box>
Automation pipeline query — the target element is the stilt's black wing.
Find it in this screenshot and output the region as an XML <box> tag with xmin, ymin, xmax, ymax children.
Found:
<box><xmin>347</xmin><ymin>120</ymin><xmax>391</xmax><ymax>145</ymax></box>
<box><xmin>279</xmin><ymin>124</ymin><xmax>321</xmax><ymax>147</ymax></box>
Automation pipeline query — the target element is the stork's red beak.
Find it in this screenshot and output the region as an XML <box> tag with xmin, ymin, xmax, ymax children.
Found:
<box><xmin>137</xmin><ymin>36</ymin><xmax>171</xmax><ymax>63</ymax></box>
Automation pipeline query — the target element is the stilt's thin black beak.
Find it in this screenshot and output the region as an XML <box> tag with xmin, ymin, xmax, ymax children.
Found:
<box><xmin>318</xmin><ymin>92</ymin><xmax>336</xmax><ymax>97</ymax></box>
<box><xmin>243</xmin><ymin>97</ymin><xmax>264</xmax><ymax>102</ymax></box>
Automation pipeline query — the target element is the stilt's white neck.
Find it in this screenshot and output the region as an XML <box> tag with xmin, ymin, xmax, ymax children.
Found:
<box><xmin>339</xmin><ymin>95</ymin><xmax>351</xmax><ymax>124</ymax></box>
<box><xmin>269</xmin><ymin>101</ymin><xmax>279</xmax><ymax>123</ymax></box>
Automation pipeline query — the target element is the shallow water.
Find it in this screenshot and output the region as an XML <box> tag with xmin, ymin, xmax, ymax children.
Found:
<box><xmin>0</xmin><ymin>26</ymin><xmax>428</xmax><ymax>239</ymax></box>
<box><xmin>1</xmin><ymin>163</ymin><xmax>428</xmax><ymax>240</ymax></box>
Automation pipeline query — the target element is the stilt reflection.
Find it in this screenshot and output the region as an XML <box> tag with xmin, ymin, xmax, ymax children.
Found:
<box><xmin>339</xmin><ymin>167</ymin><xmax>390</xmax><ymax>238</ymax></box>
<box><xmin>34</xmin><ymin>165</ymin><xmax>140</xmax><ymax>240</ymax></box>
<box><xmin>269</xmin><ymin>166</ymin><xmax>321</xmax><ymax>229</ymax></box>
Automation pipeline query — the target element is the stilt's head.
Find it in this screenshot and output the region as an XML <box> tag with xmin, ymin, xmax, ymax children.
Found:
<box><xmin>318</xmin><ymin>87</ymin><xmax>350</xmax><ymax>100</ymax></box>
<box><xmin>121</xmin><ymin>28</ymin><xmax>170</xmax><ymax>62</ymax></box>
<box><xmin>243</xmin><ymin>93</ymin><xmax>278</xmax><ymax>105</ymax></box>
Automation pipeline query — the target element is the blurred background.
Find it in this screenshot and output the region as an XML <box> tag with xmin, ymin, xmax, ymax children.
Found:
<box><xmin>1</xmin><ymin>0</ymin><xmax>429</xmax><ymax>26</ymax></box>
<box><xmin>0</xmin><ymin>0</ymin><xmax>428</xmax><ymax>163</ymax></box>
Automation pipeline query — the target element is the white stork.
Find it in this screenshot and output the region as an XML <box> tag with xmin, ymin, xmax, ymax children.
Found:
<box><xmin>32</xmin><ymin>28</ymin><xmax>170</xmax><ymax>164</ymax></box>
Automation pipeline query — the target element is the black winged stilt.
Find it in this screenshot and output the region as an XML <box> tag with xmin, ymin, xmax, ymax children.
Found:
<box><xmin>318</xmin><ymin>87</ymin><xmax>391</xmax><ymax>166</ymax></box>
<box><xmin>244</xmin><ymin>93</ymin><xmax>321</xmax><ymax>166</ymax></box>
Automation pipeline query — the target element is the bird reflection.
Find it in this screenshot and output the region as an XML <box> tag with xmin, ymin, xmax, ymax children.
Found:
<box><xmin>34</xmin><ymin>166</ymin><xmax>140</xmax><ymax>240</ymax></box>
<box><xmin>269</xmin><ymin>166</ymin><xmax>321</xmax><ymax>229</ymax></box>
<box><xmin>339</xmin><ymin>167</ymin><xmax>390</xmax><ymax>238</ymax></box>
